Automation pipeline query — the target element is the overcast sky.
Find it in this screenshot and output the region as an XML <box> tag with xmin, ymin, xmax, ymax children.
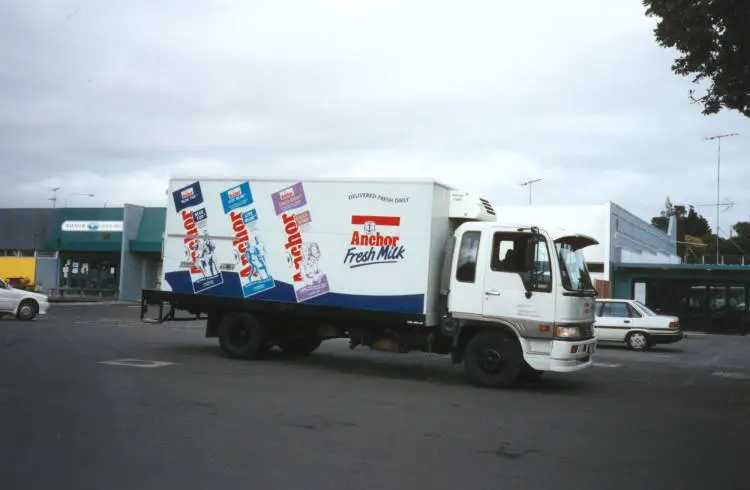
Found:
<box><xmin>1</xmin><ymin>0</ymin><xmax>748</xmax><ymax>234</ymax></box>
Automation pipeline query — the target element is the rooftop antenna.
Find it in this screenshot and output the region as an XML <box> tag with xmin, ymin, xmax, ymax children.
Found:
<box><xmin>48</xmin><ymin>187</ymin><xmax>61</xmax><ymax>208</ymax></box>
<box><xmin>704</xmin><ymin>132</ymin><xmax>739</xmax><ymax>264</ymax></box>
<box><xmin>520</xmin><ymin>178</ymin><xmax>542</xmax><ymax>205</ymax></box>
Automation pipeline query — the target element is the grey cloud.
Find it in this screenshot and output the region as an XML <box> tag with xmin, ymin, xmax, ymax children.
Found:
<box><xmin>1</xmin><ymin>0</ymin><xmax>749</xmax><ymax>234</ymax></box>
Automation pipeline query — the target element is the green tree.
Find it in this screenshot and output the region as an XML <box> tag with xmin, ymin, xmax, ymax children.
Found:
<box><xmin>643</xmin><ymin>0</ymin><xmax>750</xmax><ymax>117</ymax></box>
<box><xmin>651</xmin><ymin>200</ymin><xmax>713</xmax><ymax>261</ymax></box>
<box><xmin>684</xmin><ymin>206</ymin><xmax>711</xmax><ymax>237</ymax></box>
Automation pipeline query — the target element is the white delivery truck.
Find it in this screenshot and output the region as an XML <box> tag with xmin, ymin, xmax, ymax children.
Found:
<box><xmin>141</xmin><ymin>177</ymin><xmax>599</xmax><ymax>388</ymax></box>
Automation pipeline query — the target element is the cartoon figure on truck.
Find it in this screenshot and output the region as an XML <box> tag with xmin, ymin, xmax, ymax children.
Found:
<box><xmin>141</xmin><ymin>177</ymin><xmax>599</xmax><ymax>388</ymax></box>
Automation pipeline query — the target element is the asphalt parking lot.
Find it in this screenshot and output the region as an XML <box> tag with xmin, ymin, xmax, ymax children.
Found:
<box><xmin>1</xmin><ymin>304</ymin><xmax>749</xmax><ymax>490</ymax></box>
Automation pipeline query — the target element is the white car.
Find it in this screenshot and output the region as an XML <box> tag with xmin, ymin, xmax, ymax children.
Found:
<box><xmin>594</xmin><ymin>298</ymin><xmax>683</xmax><ymax>351</ymax></box>
<box><xmin>0</xmin><ymin>277</ymin><xmax>50</xmax><ymax>321</ymax></box>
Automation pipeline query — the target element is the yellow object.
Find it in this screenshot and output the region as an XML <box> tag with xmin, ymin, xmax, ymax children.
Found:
<box><xmin>0</xmin><ymin>258</ymin><xmax>36</xmax><ymax>282</ymax></box>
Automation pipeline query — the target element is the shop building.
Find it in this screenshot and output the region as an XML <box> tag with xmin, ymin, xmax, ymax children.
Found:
<box><xmin>612</xmin><ymin>263</ymin><xmax>750</xmax><ymax>334</ymax></box>
<box><xmin>0</xmin><ymin>205</ymin><xmax>165</xmax><ymax>301</ymax></box>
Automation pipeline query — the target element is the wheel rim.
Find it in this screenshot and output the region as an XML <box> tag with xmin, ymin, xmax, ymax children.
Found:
<box><xmin>229</xmin><ymin>324</ymin><xmax>250</xmax><ymax>346</ymax></box>
<box><xmin>478</xmin><ymin>346</ymin><xmax>505</xmax><ymax>374</ymax></box>
<box><xmin>630</xmin><ymin>333</ymin><xmax>646</xmax><ymax>349</ymax></box>
<box><xmin>20</xmin><ymin>305</ymin><xmax>33</xmax><ymax>317</ymax></box>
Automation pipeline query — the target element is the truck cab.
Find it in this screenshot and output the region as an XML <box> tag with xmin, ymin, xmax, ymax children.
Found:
<box><xmin>444</xmin><ymin>221</ymin><xmax>598</xmax><ymax>386</ymax></box>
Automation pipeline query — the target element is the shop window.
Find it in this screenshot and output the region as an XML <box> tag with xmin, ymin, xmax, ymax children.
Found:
<box><xmin>19</xmin><ymin>250</ymin><xmax>35</xmax><ymax>257</ymax></box>
<box><xmin>709</xmin><ymin>286</ymin><xmax>726</xmax><ymax>312</ymax></box>
<box><xmin>728</xmin><ymin>286</ymin><xmax>746</xmax><ymax>311</ymax></box>
<box><xmin>37</xmin><ymin>251</ymin><xmax>57</xmax><ymax>258</ymax></box>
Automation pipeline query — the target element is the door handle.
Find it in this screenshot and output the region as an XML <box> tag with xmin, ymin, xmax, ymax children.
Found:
<box><xmin>485</xmin><ymin>290</ymin><xmax>501</xmax><ymax>296</ymax></box>
<box><xmin>624</xmin><ymin>320</ymin><xmax>630</xmax><ymax>324</ymax></box>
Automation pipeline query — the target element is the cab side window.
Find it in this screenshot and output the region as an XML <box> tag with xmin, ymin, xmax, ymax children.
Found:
<box><xmin>490</xmin><ymin>232</ymin><xmax>552</xmax><ymax>293</ymax></box>
<box><xmin>456</xmin><ymin>231</ymin><xmax>481</xmax><ymax>283</ymax></box>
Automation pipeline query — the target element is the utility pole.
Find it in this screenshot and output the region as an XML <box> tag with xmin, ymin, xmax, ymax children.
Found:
<box><xmin>520</xmin><ymin>178</ymin><xmax>542</xmax><ymax>205</ymax></box>
<box><xmin>704</xmin><ymin>132</ymin><xmax>738</xmax><ymax>264</ymax></box>
<box><xmin>49</xmin><ymin>187</ymin><xmax>61</xmax><ymax>208</ymax></box>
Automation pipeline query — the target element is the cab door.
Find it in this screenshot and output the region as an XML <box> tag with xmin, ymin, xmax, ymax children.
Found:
<box><xmin>447</xmin><ymin>229</ymin><xmax>485</xmax><ymax>316</ymax></box>
<box><xmin>482</xmin><ymin>230</ymin><xmax>555</xmax><ymax>325</ymax></box>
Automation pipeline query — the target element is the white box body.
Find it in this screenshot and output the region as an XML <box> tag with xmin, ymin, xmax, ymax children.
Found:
<box><xmin>160</xmin><ymin>177</ymin><xmax>463</xmax><ymax>323</ymax></box>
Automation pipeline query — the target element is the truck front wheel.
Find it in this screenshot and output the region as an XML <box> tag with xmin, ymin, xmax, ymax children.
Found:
<box><xmin>464</xmin><ymin>330</ymin><xmax>523</xmax><ymax>389</ymax></box>
<box><xmin>218</xmin><ymin>312</ymin><xmax>264</xmax><ymax>360</ymax></box>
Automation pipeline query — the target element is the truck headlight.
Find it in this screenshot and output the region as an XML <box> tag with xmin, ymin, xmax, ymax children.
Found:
<box><xmin>555</xmin><ymin>326</ymin><xmax>581</xmax><ymax>339</ymax></box>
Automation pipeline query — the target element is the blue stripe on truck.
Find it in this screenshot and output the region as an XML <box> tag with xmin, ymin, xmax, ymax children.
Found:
<box><xmin>164</xmin><ymin>271</ymin><xmax>425</xmax><ymax>314</ymax></box>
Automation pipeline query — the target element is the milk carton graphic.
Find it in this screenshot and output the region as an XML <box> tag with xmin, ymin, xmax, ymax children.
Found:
<box><xmin>172</xmin><ymin>181</ymin><xmax>224</xmax><ymax>294</ymax></box>
<box><xmin>220</xmin><ymin>182</ymin><xmax>275</xmax><ymax>297</ymax></box>
<box><xmin>271</xmin><ymin>182</ymin><xmax>330</xmax><ymax>302</ymax></box>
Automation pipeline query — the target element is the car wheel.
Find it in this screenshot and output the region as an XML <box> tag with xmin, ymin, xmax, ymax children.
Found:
<box><xmin>0</xmin><ymin>313</ymin><xmax>4</xmax><ymax>320</ymax></box>
<box><xmin>626</xmin><ymin>331</ymin><xmax>649</xmax><ymax>351</ymax></box>
<box><xmin>16</xmin><ymin>300</ymin><xmax>38</xmax><ymax>321</ymax></box>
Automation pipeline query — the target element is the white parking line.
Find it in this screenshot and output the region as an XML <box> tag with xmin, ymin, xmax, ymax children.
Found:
<box><xmin>592</xmin><ymin>362</ymin><xmax>621</xmax><ymax>368</ymax></box>
<box><xmin>99</xmin><ymin>359</ymin><xmax>175</xmax><ymax>368</ymax></box>
<box><xmin>712</xmin><ymin>371</ymin><xmax>750</xmax><ymax>380</ymax></box>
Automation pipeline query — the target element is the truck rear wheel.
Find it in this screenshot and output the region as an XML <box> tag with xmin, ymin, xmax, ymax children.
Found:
<box><xmin>464</xmin><ymin>330</ymin><xmax>523</xmax><ymax>389</ymax></box>
<box><xmin>218</xmin><ymin>312</ymin><xmax>264</xmax><ymax>359</ymax></box>
<box><xmin>278</xmin><ymin>337</ymin><xmax>322</xmax><ymax>356</ymax></box>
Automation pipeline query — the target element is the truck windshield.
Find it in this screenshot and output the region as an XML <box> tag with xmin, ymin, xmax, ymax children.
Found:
<box><xmin>555</xmin><ymin>240</ymin><xmax>594</xmax><ymax>292</ymax></box>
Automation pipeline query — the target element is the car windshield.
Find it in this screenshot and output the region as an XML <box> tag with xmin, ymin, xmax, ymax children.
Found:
<box><xmin>555</xmin><ymin>240</ymin><xmax>594</xmax><ymax>292</ymax></box>
<box><xmin>634</xmin><ymin>301</ymin><xmax>658</xmax><ymax>316</ymax></box>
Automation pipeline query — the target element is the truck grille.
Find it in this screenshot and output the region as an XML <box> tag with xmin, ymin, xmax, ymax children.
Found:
<box><xmin>580</xmin><ymin>323</ymin><xmax>594</xmax><ymax>339</ymax></box>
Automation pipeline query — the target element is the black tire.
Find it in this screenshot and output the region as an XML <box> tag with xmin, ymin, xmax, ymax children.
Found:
<box><xmin>464</xmin><ymin>330</ymin><xmax>523</xmax><ymax>389</ymax></box>
<box><xmin>16</xmin><ymin>300</ymin><xmax>38</xmax><ymax>321</ymax></box>
<box><xmin>0</xmin><ymin>313</ymin><xmax>4</xmax><ymax>320</ymax></box>
<box><xmin>626</xmin><ymin>331</ymin><xmax>649</xmax><ymax>351</ymax></box>
<box><xmin>278</xmin><ymin>337</ymin><xmax>322</xmax><ymax>356</ymax></box>
<box><xmin>218</xmin><ymin>312</ymin><xmax>264</xmax><ymax>359</ymax></box>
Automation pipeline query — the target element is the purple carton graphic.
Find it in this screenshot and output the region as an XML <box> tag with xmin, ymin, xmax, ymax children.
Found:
<box><xmin>276</xmin><ymin>183</ymin><xmax>329</xmax><ymax>302</ymax></box>
<box><xmin>272</xmin><ymin>182</ymin><xmax>307</xmax><ymax>216</ymax></box>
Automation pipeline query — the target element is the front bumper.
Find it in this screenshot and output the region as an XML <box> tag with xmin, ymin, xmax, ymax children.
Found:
<box><xmin>37</xmin><ymin>300</ymin><xmax>50</xmax><ymax>316</ymax></box>
<box><xmin>522</xmin><ymin>337</ymin><xmax>597</xmax><ymax>373</ymax></box>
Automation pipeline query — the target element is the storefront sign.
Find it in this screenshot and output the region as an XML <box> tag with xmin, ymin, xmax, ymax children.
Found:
<box><xmin>61</xmin><ymin>221</ymin><xmax>123</xmax><ymax>232</ymax></box>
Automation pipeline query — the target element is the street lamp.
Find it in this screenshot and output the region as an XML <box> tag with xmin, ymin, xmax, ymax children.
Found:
<box><xmin>520</xmin><ymin>178</ymin><xmax>542</xmax><ymax>205</ymax></box>
<box><xmin>64</xmin><ymin>193</ymin><xmax>95</xmax><ymax>207</ymax></box>
<box><xmin>704</xmin><ymin>133</ymin><xmax>738</xmax><ymax>264</ymax></box>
